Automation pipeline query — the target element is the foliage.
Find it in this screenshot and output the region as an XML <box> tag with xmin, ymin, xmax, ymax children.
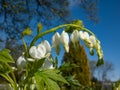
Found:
<box><xmin>0</xmin><ymin>20</ymin><xmax>103</xmax><ymax>90</ymax></box>
<box><xmin>61</xmin><ymin>41</ymin><xmax>91</xmax><ymax>90</ymax></box>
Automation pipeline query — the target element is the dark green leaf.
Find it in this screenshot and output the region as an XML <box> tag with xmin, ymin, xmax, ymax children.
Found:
<box><xmin>0</xmin><ymin>61</ymin><xmax>13</xmax><ymax>74</ymax></box>
<box><xmin>39</xmin><ymin>69</ymin><xmax>69</xmax><ymax>85</ymax></box>
<box><xmin>96</xmin><ymin>58</ymin><xmax>104</xmax><ymax>67</ymax></box>
<box><xmin>0</xmin><ymin>49</ymin><xmax>14</xmax><ymax>63</ymax></box>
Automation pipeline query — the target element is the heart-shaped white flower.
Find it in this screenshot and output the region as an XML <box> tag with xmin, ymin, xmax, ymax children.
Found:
<box><xmin>60</xmin><ymin>31</ymin><xmax>69</xmax><ymax>53</ymax></box>
<box><xmin>29</xmin><ymin>43</ymin><xmax>47</xmax><ymax>60</ymax></box>
<box><xmin>52</xmin><ymin>32</ymin><xmax>61</xmax><ymax>55</ymax></box>
<box><xmin>70</xmin><ymin>30</ymin><xmax>79</xmax><ymax>43</ymax></box>
<box><xmin>79</xmin><ymin>31</ymin><xmax>89</xmax><ymax>40</ymax></box>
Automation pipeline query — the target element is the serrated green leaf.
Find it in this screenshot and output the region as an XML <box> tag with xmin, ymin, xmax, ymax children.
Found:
<box><xmin>0</xmin><ymin>49</ymin><xmax>14</xmax><ymax>63</ymax></box>
<box><xmin>35</xmin><ymin>69</ymin><xmax>69</xmax><ymax>85</ymax></box>
<box><xmin>35</xmin><ymin>71</ymin><xmax>60</xmax><ymax>90</ymax></box>
<box><xmin>35</xmin><ymin>74</ymin><xmax>44</xmax><ymax>90</ymax></box>
<box><xmin>45</xmin><ymin>78</ymin><xmax>60</xmax><ymax>90</ymax></box>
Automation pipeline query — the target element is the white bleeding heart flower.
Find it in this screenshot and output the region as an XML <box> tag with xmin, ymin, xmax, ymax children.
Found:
<box><xmin>29</xmin><ymin>41</ymin><xmax>51</xmax><ymax>60</ymax></box>
<box><xmin>52</xmin><ymin>32</ymin><xmax>61</xmax><ymax>55</ymax></box>
<box><xmin>60</xmin><ymin>31</ymin><xmax>69</xmax><ymax>53</ymax></box>
<box><xmin>29</xmin><ymin>46</ymin><xmax>40</xmax><ymax>59</ymax></box>
<box><xmin>79</xmin><ymin>31</ymin><xmax>89</xmax><ymax>40</ymax></box>
<box><xmin>70</xmin><ymin>30</ymin><xmax>79</xmax><ymax>43</ymax></box>
<box><xmin>89</xmin><ymin>35</ymin><xmax>96</xmax><ymax>47</ymax></box>
<box><xmin>85</xmin><ymin>35</ymin><xmax>97</xmax><ymax>48</ymax></box>
<box><xmin>16</xmin><ymin>56</ymin><xmax>26</xmax><ymax>69</ymax></box>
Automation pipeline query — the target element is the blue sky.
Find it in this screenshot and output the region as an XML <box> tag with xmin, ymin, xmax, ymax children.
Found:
<box><xmin>70</xmin><ymin>0</ymin><xmax>120</xmax><ymax>81</ymax></box>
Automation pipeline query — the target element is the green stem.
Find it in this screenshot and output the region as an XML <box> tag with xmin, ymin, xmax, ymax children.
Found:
<box><xmin>0</xmin><ymin>73</ymin><xmax>18</xmax><ymax>90</ymax></box>
<box><xmin>22</xmin><ymin>36</ymin><xmax>28</xmax><ymax>52</ymax></box>
<box><xmin>30</xmin><ymin>24</ymin><xmax>96</xmax><ymax>47</ymax></box>
<box><xmin>22</xmin><ymin>36</ymin><xmax>29</xmax><ymax>58</ymax></box>
<box><xmin>6</xmin><ymin>63</ymin><xmax>18</xmax><ymax>90</ymax></box>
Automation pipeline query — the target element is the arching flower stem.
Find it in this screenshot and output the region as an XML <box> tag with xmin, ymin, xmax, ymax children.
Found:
<box><xmin>30</xmin><ymin>24</ymin><xmax>96</xmax><ymax>47</ymax></box>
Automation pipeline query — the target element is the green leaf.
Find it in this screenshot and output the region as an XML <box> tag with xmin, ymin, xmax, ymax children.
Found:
<box><xmin>0</xmin><ymin>61</ymin><xmax>11</xmax><ymax>74</ymax></box>
<box><xmin>0</xmin><ymin>49</ymin><xmax>14</xmax><ymax>63</ymax></box>
<box><xmin>35</xmin><ymin>69</ymin><xmax>69</xmax><ymax>90</ymax></box>
<box><xmin>35</xmin><ymin>74</ymin><xmax>45</xmax><ymax>90</ymax></box>
<box><xmin>39</xmin><ymin>69</ymin><xmax>69</xmax><ymax>85</ymax></box>
<box><xmin>45</xmin><ymin>78</ymin><xmax>60</xmax><ymax>90</ymax></box>
<box><xmin>35</xmin><ymin>70</ymin><xmax>61</xmax><ymax>90</ymax></box>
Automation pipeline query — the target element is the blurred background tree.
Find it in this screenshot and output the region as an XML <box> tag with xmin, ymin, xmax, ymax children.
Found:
<box><xmin>90</xmin><ymin>60</ymin><xmax>114</xmax><ymax>81</ymax></box>
<box><xmin>61</xmin><ymin>41</ymin><xmax>91</xmax><ymax>90</ymax></box>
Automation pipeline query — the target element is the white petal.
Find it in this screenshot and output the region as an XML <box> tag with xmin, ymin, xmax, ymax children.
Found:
<box><xmin>16</xmin><ymin>56</ymin><xmax>26</xmax><ymax>69</ymax></box>
<box><xmin>83</xmin><ymin>32</ymin><xmax>89</xmax><ymax>40</ymax></box>
<box><xmin>79</xmin><ymin>31</ymin><xmax>85</xmax><ymax>40</ymax></box>
<box><xmin>42</xmin><ymin>40</ymin><xmax>51</xmax><ymax>53</ymax></box>
<box><xmin>29</xmin><ymin>46</ymin><xmax>38</xmax><ymax>59</ymax></box>
<box><xmin>37</xmin><ymin>44</ymin><xmax>46</xmax><ymax>59</ymax></box>
<box><xmin>61</xmin><ymin>31</ymin><xmax>69</xmax><ymax>52</ymax></box>
<box><xmin>70</xmin><ymin>30</ymin><xmax>79</xmax><ymax>43</ymax></box>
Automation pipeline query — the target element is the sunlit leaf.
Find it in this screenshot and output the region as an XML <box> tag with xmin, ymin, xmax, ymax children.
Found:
<box><xmin>35</xmin><ymin>74</ymin><xmax>44</xmax><ymax>90</ymax></box>
<box><xmin>35</xmin><ymin>69</ymin><xmax>69</xmax><ymax>90</ymax></box>
<box><xmin>0</xmin><ymin>49</ymin><xmax>14</xmax><ymax>63</ymax></box>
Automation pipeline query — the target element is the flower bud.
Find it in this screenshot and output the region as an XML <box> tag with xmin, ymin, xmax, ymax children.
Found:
<box><xmin>16</xmin><ymin>56</ymin><xmax>26</xmax><ymax>69</ymax></box>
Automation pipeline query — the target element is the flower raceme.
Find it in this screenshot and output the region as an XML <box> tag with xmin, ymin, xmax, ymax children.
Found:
<box><xmin>26</xmin><ymin>29</ymin><xmax>103</xmax><ymax>67</ymax></box>
<box><xmin>17</xmin><ymin>40</ymin><xmax>52</xmax><ymax>69</ymax></box>
<box><xmin>79</xmin><ymin>31</ymin><xmax>103</xmax><ymax>62</ymax></box>
<box><xmin>52</xmin><ymin>30</ymin><xmax>103</xmax><ymax>61</ymax></box>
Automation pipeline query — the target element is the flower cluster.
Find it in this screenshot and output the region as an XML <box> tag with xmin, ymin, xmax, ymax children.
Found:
<box><xmin>17</xmin><ymin>29</ymin><xmax>103</xmax><ymax>69</ymax></box>
<box><xmin>52</xmin><ymin>30</ymin><xmax>103</xmax><ymax>62</ymax></box>
<box><xmin>17</xmin><ymin>40</ymin><xmax>53</xmax><ymax>69</ymax></box>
